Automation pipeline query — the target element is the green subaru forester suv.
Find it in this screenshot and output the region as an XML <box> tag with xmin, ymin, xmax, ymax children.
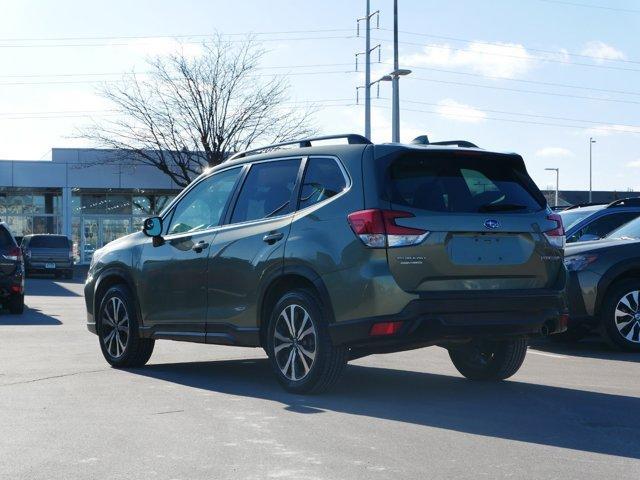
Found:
<box><xmin>85</xmin><ymin>134</ymin><xmax>568</xmax><ymax>393</ymax></box>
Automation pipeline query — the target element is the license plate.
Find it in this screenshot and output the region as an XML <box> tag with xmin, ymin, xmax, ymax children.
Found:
<box><xmin>45</xmin><ymin>263</ymin><xmax>55</xmax><ymax>269</ymax></box>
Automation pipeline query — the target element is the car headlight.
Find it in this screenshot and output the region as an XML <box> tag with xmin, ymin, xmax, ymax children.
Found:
<box><xmin>564</xmin><ymin>254</ymin><xmax>598</xmax><ymax>272</ymax></box>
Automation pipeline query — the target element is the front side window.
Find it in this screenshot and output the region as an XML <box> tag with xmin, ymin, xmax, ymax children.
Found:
<box><xmin>299</xmin><ymin>157</ymin><xmax>347</xmax><ymax>210</ymax></box>
<box><xmin>167</xmin><ymin>167</ymin><xmax>241</xmax><ymax>235</ymax></box>
<box><xmin>231</xmin><ymin>159</ymin><xmax>301</xmax><ymax>224</ymax></box>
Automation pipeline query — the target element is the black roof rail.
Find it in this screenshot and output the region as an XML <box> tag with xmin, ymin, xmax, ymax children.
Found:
<box><xmin>229</xmin><ymin>133</ymin><xmax>371</xmax><ymax>160</ymax></box>
<box><xmin>606</xmin><ymin>197</ymin><xmax>640</xmax><ymax>208</ymax></box>
<box><xmin>564</xmin><ymin>202</ymin><xmax>606</xmax><ymax>210</ymax></box>
<box><xmin>409</xmin><ymin>135</ymin><xmax>479</xmax><ymax>149</ymax></box>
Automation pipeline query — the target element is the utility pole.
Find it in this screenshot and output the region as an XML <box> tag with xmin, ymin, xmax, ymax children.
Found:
<box><xmin>589</xmin><ymin>137</ymin><xmax>596</xmax><ymax>203</ymax></box>
<box><xmin>545</xmin><ymin>168</ymin><xmax>559</xmax><ymax>207</ymax></box>
<box><xmin>356</xmin><ymin>2</ymin><xmax>379</xmax><ymax>139</ymax></box>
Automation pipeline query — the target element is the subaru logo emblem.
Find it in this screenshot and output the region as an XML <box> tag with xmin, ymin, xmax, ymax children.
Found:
<box><xmin>484</xmin><ymin>219</ymin><xmax>500</xmax><ymax>230</ymax></box>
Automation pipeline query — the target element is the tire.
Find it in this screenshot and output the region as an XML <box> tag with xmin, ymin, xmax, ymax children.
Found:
<box><xmin>448</xmin><ymin>338</ymin><xmax>528</xmax><ymax>381</ymax></box>
<box><xmin>599</xmin><ymin>279</ymin><xmax>640</xmax><ymax>352</ymax></box>
<box><xmin>97</xmin><ymin>284</ymin><xmax>155</xmax><ymax>367</ymax></box>
<box><xmin>266</xmin><ymin>289</ymin><xmax>347</xmax><ymax>394</ymax></box>
<box><xmin>8</xmin><ymin>294</ymin><xmax>24</xmax><ymax>315</ymax></box>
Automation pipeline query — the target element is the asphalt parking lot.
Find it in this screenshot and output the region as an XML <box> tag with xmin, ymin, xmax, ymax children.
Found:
<box><xmin>1</xmin><ymin>273</ymin><xmax>639</xmax><ymax>479</ymax></box>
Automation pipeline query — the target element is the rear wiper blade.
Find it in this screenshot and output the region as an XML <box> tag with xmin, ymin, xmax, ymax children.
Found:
<box><xmin>478</xmin><ymin>203</ymin><xmax>528</xmax><ymax>212</ymax></box>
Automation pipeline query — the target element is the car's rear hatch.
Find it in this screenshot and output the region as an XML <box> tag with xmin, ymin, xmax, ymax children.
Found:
<box><xmin>370</xmin><ymin>147</ymin><xmax>564</xmax><ymax>293</ymax></box>
<box><xmin>28</xmin><ymin>236</ymin><xmax>71</xmax><ymax>263</ymax></box>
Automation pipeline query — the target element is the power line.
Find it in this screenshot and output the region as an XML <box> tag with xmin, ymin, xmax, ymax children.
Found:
<box><xmin>372</xmin><ymin>37</ymin><xmax>640</xmax><ymax>73</ymax></box>
<box><xmin>407</xmin><ymin>76</ymin><xmax>640</xmax><ymax>106</ymax></box>
<box><xmin>371</xmin><ymin>103</ymin><xmax>640</xmax><ymax>134</ymax></box>
<box><xmin>0</xmin><ymin>28</ymin><xmax>355</xmax><ymax>42</ymax></box>
<box><xmin>381</xmin><ymin>28</ymin><xmax>640</xmax><ymax>65</ymax></box>
<box><xmin>536</xmin><ymin>0</ymin><xmax>640</xmax><ymax>13</ymax></box>
<box><xmin>0</xmin><ymin>34</ymin><xmax>358</xmax><ymax>49</ymax></box>
<box><xmin>397</xmin><ymin>64</ymin><xmax>640</xmax><ymax>97</ymax></box>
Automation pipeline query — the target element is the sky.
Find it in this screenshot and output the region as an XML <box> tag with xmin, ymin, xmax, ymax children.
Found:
<box><xmin>0</xmin><ymin>0</ymin><xmax>638</xmax><ymax>191</ymax></box>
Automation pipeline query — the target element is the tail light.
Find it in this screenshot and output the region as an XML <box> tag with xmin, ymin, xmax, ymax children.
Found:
<box><xmin>370</xmin><ymin>321</ymin><xmax>404</xmax><ymax>336</ymax></box>
<box><xmin>3</xmin><ymin>246</ymin><xmax>22</xmax><ymax>261</ymax></box>
<box><xmin>347</xmin><ymin>209</ymin><xmax>429</xmax><ymax>248</ymax></box>
<box><xmin>544</xmin><ymin>213</ymin><xmax>565</xmax><ymax>249</ymax></box>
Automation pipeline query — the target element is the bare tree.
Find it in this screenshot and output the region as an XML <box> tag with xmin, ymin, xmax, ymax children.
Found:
<box><xmin>79</xmin><ymin>36</ymin><xmax>316</xmax><ymax>187</ymax></box>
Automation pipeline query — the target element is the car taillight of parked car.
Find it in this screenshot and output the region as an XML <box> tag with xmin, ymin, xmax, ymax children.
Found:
<box><xmin>544</xmin><ymin>213</ymin><xmax>565</xmax><ymax>249</ymax></box>
<box><xmin>3</xmin><ymin>246</ymin><xmax>23</xmax><ymax>261</ymax></box>
<box><xmin>347</xmin><ymin>209</ymin><xmax>429</xmax><ymax>248</ymax></box>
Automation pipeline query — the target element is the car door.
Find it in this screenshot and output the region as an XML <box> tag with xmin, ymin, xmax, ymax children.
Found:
<box><xmin>137</xmin><ymin>167</ymin><xmax>243</xmax><ymax>340</ymax></box>
<box><xmin>205</xmin><ymin>157</ymin><xmax>303</xmax><ymax>341</ymax></box>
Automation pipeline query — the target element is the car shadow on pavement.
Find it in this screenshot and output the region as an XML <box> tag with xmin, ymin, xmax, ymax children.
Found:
<box><xmin>24</xmin><ymin>278</ymin><xmax>81</xmax><ymax>297</ymax></box>
<box><xmin>531</xmin><ymin>337</ymin><xmax>640</xmax><ymax>363</ymax></box>
<box><xmin>131</xmin><ymin>358</ymin><xmax>640</xmax><ymax>460</ymax></box>
<box><xmin>0</xmin><ymin>305</ymin><xmax>62</xmax><ymax>325</ymax></box>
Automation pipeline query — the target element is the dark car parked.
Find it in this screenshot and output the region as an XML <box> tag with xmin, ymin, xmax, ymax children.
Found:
<box><xmin>0</xmin><ymin>222</ymin><xmax>25</xmax><ymax>314</ymax></box>
<box><xmin>84</xmin><ymin>134</ymin><xmax>568</xmax><ymax>393</ymax></box>
<box><xmin>565</xmin><ymin>217</ymin><xmax>640</xmax><ymax>351</ymax></box>
<box><xmin>559</xmin><ymin>198</ymin><xmax>640</xmax><ymax>244</ymax></box>
<box><xmin>21</xmin><ymin>234</ymin><xmax>74</xmax><ymax>279</ymax></box>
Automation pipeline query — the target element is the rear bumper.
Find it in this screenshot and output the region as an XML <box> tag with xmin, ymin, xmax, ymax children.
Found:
<box><xmin>26</xmin><ymin>260</ymin><xmax>73</xmax><ymax>271</ymax></box>
<box><xmin>330</xmin><ymin>289</ymin><xmax>568</xmax><ymax>349</ymax></box>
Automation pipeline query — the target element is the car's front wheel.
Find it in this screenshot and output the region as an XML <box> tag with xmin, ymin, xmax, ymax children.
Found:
<box><xmin>266</xmin><ymin>289</ymin><xmax>347</xmax><ymax>394</ymax></box>
<box><xmin>97</xmin><ymin>284</ymin><xmax>155</xmax><ymax>367</ymax></box>
<box><xmin>448</xmin><ymin>338</ymin><xmax>528</xmax><ymax>381</ymax></box>
<box><xmin>600</xmin><ymin>279</ymin><xmax>640</xmax><ymax>352</ymax></box>
<box><xmin>8</xmin><ymin>293</ymin><xmax>24</xmax><ymax>314</ymax></box>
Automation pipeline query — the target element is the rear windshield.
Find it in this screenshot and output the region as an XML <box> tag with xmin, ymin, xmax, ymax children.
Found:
<box><xmin>559</xmin><ymin>208</ymin><xmax>601</xmax><ymax>230</ymax></box>
<box><xmin>0</xmin><ymin>226</ymin><xmax>16</xmax><ymax>248</ymax></box>
<box><xmin>29</xmin><ymin>236</ymin><xmax>70</xmax><ymax>248</ymax></box>
<box><xmin>385</xmin><ymin>153</ymin><xmax>545</xmax><ymax>214</ymax></box>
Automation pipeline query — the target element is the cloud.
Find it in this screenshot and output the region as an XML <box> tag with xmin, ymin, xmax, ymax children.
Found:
<box><xmin>401</xmin><ymin>41</ymin><xmax>534</xmax><ymax>78</ymax></box>
<box><xmin>435</xmin><ymin>99</ymin><xmax>486</xmax><ymax>123</ymax></box>
<box><xmin>627</xmin><ymin>159</ymin><xmax>640</xmax><ymax>168</ymax></box>
<box><xmin>535</xmin><ymin>147</ymin><xmax>574</xmax><ymax>158</ymax></box>
<box><xmin>581</xmin><ymin>41</ymin><xmax>626</xmax><ymax>63</ymax></box>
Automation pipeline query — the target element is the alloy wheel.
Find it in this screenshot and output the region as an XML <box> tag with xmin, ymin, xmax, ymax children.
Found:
<box><xmin>101</xmin><ymin>296</ymin><xmax>130</xmax><ymax>358</ymax></box>
<box><xmin>614</xmin><ymin>290</ymin><xmax>640</xmax><ymax>344</ymax></box>
<box><xmin>273</xmin><ymin>304</ymin><xmax>317</xmax><ymax>381</ymax></box>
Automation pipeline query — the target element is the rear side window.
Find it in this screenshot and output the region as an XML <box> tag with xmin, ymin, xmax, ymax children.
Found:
<box><xmin>299</xmin><ymin>157</ymin><xmax>347</xmax><ymax>210</ymax></box>
<box><xmin>29</xmin><ymin>236</ymin><xmax>70</xmax><ymax>248</ymax></box>
<box><xmin>387</xmin><ymin>153</ymin><xmax>544</xmax><ymax>213</ymax></box>
<box><xmin>569</xmin><ymin>211</ymin><xmax>640</xmax><ymax>242</ymax></box>
<box><xmin>0</xmin><ymin>226</ymin><xmax>16</xmax><ymax>248</ymax></box>
<box><xmin>231</xmin><ymin>159</ymin><xmax>301</xmax><ymax>223</ymax></box>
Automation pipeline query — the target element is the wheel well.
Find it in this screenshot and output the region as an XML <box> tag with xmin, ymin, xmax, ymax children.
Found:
<box><xmin>597</xmin><ymin>269</ymin><xmax>640</xmax><ymax>315</ymax></box>
<box><xmin>94</xmin><ymin>274</ymin><xmax>129</xmax><ymax>317</ymax></box>
<box><xmin>259</xmin><ymin>274</ymin><xmax>321</xmax><ymax>348</ymax></box>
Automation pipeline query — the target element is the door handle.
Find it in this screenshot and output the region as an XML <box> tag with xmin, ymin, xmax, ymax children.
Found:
<box><xmin>263</xmin><ymin>232</ymin><xmax>284</xmax><ymax>244</ymax></box>
<box><xmin>192</xmin><ymin>241</ymin><xmax>209</xmax><ymax>253</ymax></box>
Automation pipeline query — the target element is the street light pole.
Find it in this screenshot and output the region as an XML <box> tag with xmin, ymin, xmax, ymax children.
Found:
<box><xmin>589</xmin><ymin>137</ymin><xmax>596</xmax><ymax>203</ymax></box>
<box><xmin>545</xmin><ymin>168</ymin><xmax>559</xmax><ymax>207</ymax></box>
<box><xmin>391</xmin><ymin>0</ymin><xmax>400</xmax><ymax>142</ymax></box>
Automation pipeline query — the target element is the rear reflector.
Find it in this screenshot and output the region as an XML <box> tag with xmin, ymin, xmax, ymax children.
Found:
<box><xmin>370</xmin><ymin>321</ymin><xmax>404</xmax><ymax>336</ymax></box>
<box><xmin>347</xmin><ymin>209</ymin><xmax>429</xmax><ymax>248</ymax></box>
<box><xmin>10</xmin><ymin>285</ymin><xmax>22</xmax><ymax>294</ymax></box>
<box><xmin>543</xmin><ymin>213</ymin><xmax>565</xmax><ymax>249</ymax></box>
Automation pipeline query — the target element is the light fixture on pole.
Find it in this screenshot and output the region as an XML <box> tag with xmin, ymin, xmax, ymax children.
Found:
<box><xmin>589</xmin><ymin>137</ymin><xmax>596</xmax><ymax>203</ymax></box>
<box><xmin>545</xmin><ymin>168</ymin><xmax>560</xmax><ymax>207</ymax></box>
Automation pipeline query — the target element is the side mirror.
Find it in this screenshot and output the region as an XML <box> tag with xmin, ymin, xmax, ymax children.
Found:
<box><xmin>143</xmin><ymin>216</ymin><xmax>163</xmax><ymax>238</ymax></box>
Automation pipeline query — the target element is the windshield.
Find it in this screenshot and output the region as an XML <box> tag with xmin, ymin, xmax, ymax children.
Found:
<box><xmin>606</xmin><ymin>217</ymin><xmax>640</xmax><ymax>240</ymax></box>
<box><xmin>559</xmin><ymin>208</ymin><xmax>601</xmax><ymax>231</ymax></box>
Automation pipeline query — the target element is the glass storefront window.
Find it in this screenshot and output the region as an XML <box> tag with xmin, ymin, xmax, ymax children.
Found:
<box><xmin>81</xmin><ymin>194</ymin><xmax>108</xmax><ymax>214</ymax></box>
<box><xmin>106</xmin><ymin>195</ymin><xmax>132</xmax><ymax>214</ymax></box>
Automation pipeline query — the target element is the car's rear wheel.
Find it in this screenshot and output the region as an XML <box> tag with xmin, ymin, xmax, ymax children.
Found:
<box><xmin>448</xmin><ymin>338</ymin><xmax>527</xmax><ymax>381</ymax></box>
<box><xmin>8</xmin><ymin>293</ymin><xmax>24</xmax><ymax>314</ymax></box>
<box><xmin>600</xmin><ymin>279</ymin><xmax>640</xmax><ymax>352</ymax></box>
<box><xmin>266</xmin><ymin>289</ymin><xmax>347</xmax><ymax>394</ymax></box>
<box><xmin>97</xmin><ymin>284</ymin><xmax>154</xmax><ymax>367</ymax></box>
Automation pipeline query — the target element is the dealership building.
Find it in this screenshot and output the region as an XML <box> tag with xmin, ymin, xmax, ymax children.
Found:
<box><xmin>0</xmin><ymin>148</ymin><xmax>181</xmax><ymax>264</ymax></box>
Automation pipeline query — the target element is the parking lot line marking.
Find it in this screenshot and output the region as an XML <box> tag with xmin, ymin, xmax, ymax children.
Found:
<box><xmin>528</xmin><ymin>349</ymin><xmax>568</xmax><ymax>359</ymax></box>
